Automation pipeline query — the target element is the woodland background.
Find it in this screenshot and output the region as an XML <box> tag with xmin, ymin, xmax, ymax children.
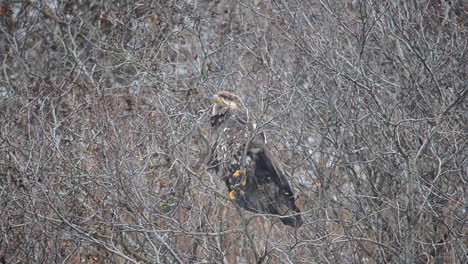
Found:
<box><xmin>0</xmin><ymin>0</ymin><xmax>467</xmax><ymax>263</ymax></box>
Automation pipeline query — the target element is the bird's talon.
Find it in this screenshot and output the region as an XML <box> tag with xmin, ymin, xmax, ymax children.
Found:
<box><xmin>229</xmin><ymin>190</ymin><xmax>236</xmax><ymax>200</ymax></box>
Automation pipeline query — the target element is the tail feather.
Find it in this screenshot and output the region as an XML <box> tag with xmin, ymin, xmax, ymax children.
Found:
<box><xmin>280</xmin><ymin>214</ymin><xmax>303</xmax><ymax>228</ymax></box>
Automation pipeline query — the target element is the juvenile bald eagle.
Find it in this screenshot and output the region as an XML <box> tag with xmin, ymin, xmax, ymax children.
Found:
<box><xmin>209</xmin><ymin>91</ymin><xmax>303</xmax><ymax>227</ymax></box>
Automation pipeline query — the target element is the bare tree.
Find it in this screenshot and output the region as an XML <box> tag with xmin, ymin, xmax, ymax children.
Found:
<box><xmin>1</xmin><ymin>0</ymin><xmax>466</xmax><ymax>263</ymax></box>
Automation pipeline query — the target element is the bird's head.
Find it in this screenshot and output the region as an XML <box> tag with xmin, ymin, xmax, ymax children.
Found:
<box><xmin>212</xmin><ymin>91</ymin><xmax>244</xmax><ymax>116</ymax></box>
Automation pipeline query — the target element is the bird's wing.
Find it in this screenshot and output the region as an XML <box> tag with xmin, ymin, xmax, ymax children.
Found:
<box><xmin>248</xmin><ymin>139</ymin><xmax>294</xmax><ymax>194</ymax></box>
<box><xmin>247</xmin><ymin>139</ymin><xmax>303</xmax><ymax>227</ymax></box>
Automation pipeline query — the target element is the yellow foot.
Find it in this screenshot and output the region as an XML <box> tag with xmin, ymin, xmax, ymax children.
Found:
<box><xmin>229</xmin><ymin>190</ymin><xmax>236</xmax><ymax>200</ymax></box>
<box><xmin>233</xmin><ymin>170</ymin><xmax>241</xmax><ymax>178</ymax></box>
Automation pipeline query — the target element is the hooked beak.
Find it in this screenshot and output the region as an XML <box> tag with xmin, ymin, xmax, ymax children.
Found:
<box><xmin>213</xmin><ymin>94</ymin><xmax>223</xmax><ymax>103</ymax></box>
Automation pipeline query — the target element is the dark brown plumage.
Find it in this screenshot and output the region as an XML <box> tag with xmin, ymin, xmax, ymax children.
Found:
<box><xmin>208</xmin><ymin>91</ymin><xmax>303</xmax><ymax>227</ymax></box>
